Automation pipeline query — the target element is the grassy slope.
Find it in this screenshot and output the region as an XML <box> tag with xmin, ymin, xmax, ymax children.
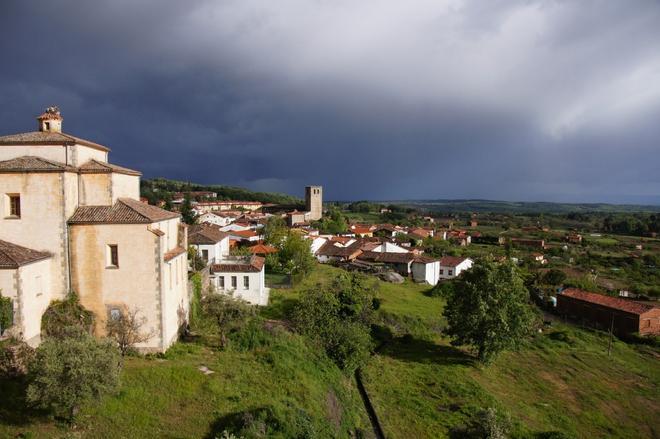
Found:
<box><xmin>0</xmin><ymin>324</ymin><xmax>370</xmax><ymax>438</ymax></box>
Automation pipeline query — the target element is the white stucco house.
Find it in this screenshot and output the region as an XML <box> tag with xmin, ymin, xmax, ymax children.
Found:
<box><xmin>188</xmin><ymin>224</ymin><xmax>230</xmax><ymax>263</ymax></box>
<box><xmin>411</xmin><ymin>256</ymin><xmax>441</xmax><ymax>285</ymax></box>
<box><xmin>439</xmin><ymin>256</ymin><xmax>473</xmax><ymax>279</ymax></box>
<box><xmin>210</xmin><ymin>256</ymin><xmax>269</xmax><ymax>306</ymax></box>
<box><xmin>198</xmin><ymin>211</ymin><xmax>239</xmax><ymax>228</ymax></box>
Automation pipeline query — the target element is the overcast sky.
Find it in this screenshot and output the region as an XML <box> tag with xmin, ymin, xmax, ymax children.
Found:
<box><xmin>1</xmin><ymin>1</ymin><xmax>659</xmax><ymax>203</ymax></box>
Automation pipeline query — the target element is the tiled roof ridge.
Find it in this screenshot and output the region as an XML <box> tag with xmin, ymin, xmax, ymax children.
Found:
<box><xmin>0</xmin><ymin>239</ymin><xmax>52</xmax><ymax>268</ymax></box>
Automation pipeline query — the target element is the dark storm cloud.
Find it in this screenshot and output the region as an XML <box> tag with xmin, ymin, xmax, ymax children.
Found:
<box><xmin>1</xmin><ymin>0</ymin><xmax>659</xmax><ymax>203</ymax></box>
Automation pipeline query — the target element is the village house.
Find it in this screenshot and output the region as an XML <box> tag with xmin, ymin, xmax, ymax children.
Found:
<box><xmin>210</xmin><ymin>256</ymin><xmax>269</xmax><ymax>305</ymax></box>
<box><xmin>411</xmin><ymin>256</ymin><xmax>441</xmax><ymax>285</ymax></box>
<box><xmin>439</xmin><ymin>256</ymin><xmax>473</xmax><ymax>279</ymax></box>
<box><xmin>188</xmin><ymin>224</ymin><xmax>230</xmax><ymax>263</ymax></box>
<box><xmin>195</xmin><ymin>200</ymin><xmax>263</xmax><ymax>212</ymax></box>
<box><xmin>0</xmin><ymin>108</ymin><xmax>188</xmax><ymax>351</ymax></box>
<box><xmin>197</xmin><ymin>210</ymin><xmax>241</xmax><ymax>227</ymax></box>
<box><xmin>557</xmin><ymin>288</ymin><xmax>660</xmax><ymax>336</ymax></box>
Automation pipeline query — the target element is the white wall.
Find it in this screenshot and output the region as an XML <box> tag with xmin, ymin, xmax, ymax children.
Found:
<box><xmin>211</xmin><ymin>268</ymin><xmax>268</xmax><ymax>306</ymax></box>
<box><xmin>412</xmin><ymin>261</ymin><xmax>440</xmax><ymax>285</ymax></box>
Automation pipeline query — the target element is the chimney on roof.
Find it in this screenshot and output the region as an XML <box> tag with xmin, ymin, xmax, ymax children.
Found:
<box><xmin>37</xmin><ymin>106</ymin><xmax>63</xmax><ymax>133</ymax></box>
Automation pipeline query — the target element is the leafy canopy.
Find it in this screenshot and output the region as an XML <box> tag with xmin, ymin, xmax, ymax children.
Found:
<box><xmin>292</xmin><ymin>272</ymin><xmax>377</xmax><ymax>371</ymax></box>
<box><xmin>27</xmin><ymin>330</ymin><xmax>121</xmax><ymax>421</ymax></box>
<box><xmin>443</xmin><ymin>260</ymin><xmax>536</xmax><ymax>363</ymax></box>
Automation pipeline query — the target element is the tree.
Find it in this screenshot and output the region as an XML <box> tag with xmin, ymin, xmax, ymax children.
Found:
<box><xmin>41</xmin><ymin>292</ymin><xmax>94</xmax><ymax>339</ymax></box>
<box><xmin>202</xmin><ymin>294</ymin><xmax>255</xmax><ymax>349</ymax></box>
<box><xmin>263</xmin><ymin>216</ymin><xmax>288</xmax><ymax>247</ymax></box>
<box><xmin>180</xmin><ymin>193</ymin><xmax>197</xmax><ymax>225</ymax></box>
<box><xmin>278</xmin><ymin>232</ymin><xmax>315</xmax><ymax>278</ymax></box>
<box><xmin>542</xmin><ymin>269</ymin><xmax>567</xmax><ymax>286</ymax></box>
<box><xmin>443</xmin><ymin>260</ymin><xmax>535</xmax><ymax>363</ymax></box>
<box><xmin>105</xmin><ymin>307</ymin><xmax>155</xmax><ymax>355</ymax></box>
<box><xmin>291</xmin><ymin>272</ymin><xmax>376</xmax><ymax>371</ymax></box>
<box><xmin>26</xmin><ymin>331</ymin><xmax>121</xmax><ymax>422</ymax></box>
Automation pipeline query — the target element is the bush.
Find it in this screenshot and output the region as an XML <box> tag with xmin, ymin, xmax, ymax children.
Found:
<box><xmin>106</xmin><ymin>307</ymin><xmax>155</xmax><ymax>355</ymax></box>
<box><xmin>210</xmin><ymin>405</ymin><xmax>318</xmax><ymax>439</ymax></box>
<box><xmin>291</xmin><ymin>272</ymin><xmax>376</xmax><ymax>371</ymax></box>
<box><xmin>26</xmin><ymin>331</ymin><xmax>121</xmax><ymax>422</ymax></box>
<box><xmin>202</xmin><ymin>293</ymin><xmax>256</xmax><ymax>349</ymax></box>
<box><xmin>0</xmin><ymin>338</ymin><xmax>35</xmax><ymax>377</ymax></box>
<box><xmin>229</xmin><ymin>318</ymin><xmax>272</xmax><ymax>352</ymax></box>
<box><xmin>41</xmin><ymin>292</ymin><xmax>94</xmax><ymax>339</ymax></box>
<box><xmin>0</xmin><ymin>294</ymin><xmax>13</xmax><ymax>334</ymax></box>
<box><xmin>451</xmin><ymin>407</ymin><xmax>511</xmax><ymax>439</ymax></box>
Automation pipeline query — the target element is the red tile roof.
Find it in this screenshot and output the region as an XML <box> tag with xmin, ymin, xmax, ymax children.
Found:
<box><xmin>560</xmin><ymin>288</ymin><xmax>658</xmax><ymax>315</ymax></box>
<box><xmin>0</xmin><ymin>131</ymin><xmax>110</xmax><ymax>151</ymax></box>
<box><xmin>0</xmin><ymin>240</ymin><xmax>51</xmax><ymax>268</ymax></box>
<box><xmin>439</xmin><ymin>256</ymin><xmax>468</xmax><ymax>267</ymax></box>
<box><xmin>78</xmin><ymin>159</ymin><xmax>141</xmax><ymax>176</ymax></box>
<box><xmin>248</xmin><ymin>243</ymin><xmax>278</xmax><ymax>254</ymax></box>
<box><xmin>164</xmin><ymin>246</ymin><xmax>186</xmax><ymax>262</ymax></box>
<box><xmin>211</xmin><ymin>255</ymin><xmax>265</xmax><ymax>273</ymax></box>
<box><xmin>0</xmin><ymin>156</ymin><xmax>78</xmax><ymax>173</ymax></box>
<box><xmin>69</xmin><ymin>198</ymin><xmax>180</xmax><ymax>224</ymax></box>
<box><xmin>188</xmin><ymin>224</ymin><xmax>230</xmax><ymax>244</ymax></box>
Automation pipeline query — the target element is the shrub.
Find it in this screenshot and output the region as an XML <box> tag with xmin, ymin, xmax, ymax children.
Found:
<box><xmin>451</xmin><ymin>407</ymin><xmax>511</xmax><ymax>439</ymax></box>
<box><xmin>0</xmin><ymin>294</ymin><xmax>13</xmax><ymax>334</ymax></box>
<box><xmin>0</xmin><ymin>338</ymin><xmax>35</xmax><ymax>377</ymax></box>
<box><xmin>26</xmin><ymin>331</ymin><xmax>121</xmax><ymax>422</ymax></box>
<box><xmin>291</xmin><ymin>272</ymin><xmax>376</xmax><ymax>371</ymax></box>
<box><xmin>106</xmin><ymin>307</ymin><xmax>155</xmax><ymax>355</ymax></box>
<box><xmin>41</xmin><ymin>292</ymin><xmax>94</xmax><ymax>339</ymax></box>
<box><xmin>202</xmin><ymin>293</ymin><xmax>256</xmax><ymax>349</ymax></box>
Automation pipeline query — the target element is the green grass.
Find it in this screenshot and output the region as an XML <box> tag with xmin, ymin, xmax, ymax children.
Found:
<box><xmin>0</xmin><ymin>322</ymin><xmax>371</xmax><ymax>438</ymax></box>
<box><xmin>3</xmin><ymin>263</ymin><xmax>658</xmax><ymax>438</ymax></box>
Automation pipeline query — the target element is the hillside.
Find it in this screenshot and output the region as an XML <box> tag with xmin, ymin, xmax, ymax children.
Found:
<box><xmin>141</xmin><ymin>178</ymin><xmax>302</xmax><ymax>206</ymax></box>
<box><xmin>379</xmin><ymin>199</ymin><xmax>660</xmax><ymax>214</ymax></box>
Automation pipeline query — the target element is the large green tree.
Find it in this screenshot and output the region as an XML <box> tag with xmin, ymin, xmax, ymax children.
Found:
<box><xmin>292</xmin><ymin>272</ymin><xmax>376</xmax><ymax>371</ymax></box>
<box><xmin>26</xmin><ymin>330</ymin><xmax>121</xmax><ymax>421</ymax></box>
<box><xmin>443</xmin><ymin>260</ymin><xmax>535</xmax><ymax>363</ymax></box>
<box><xmin>263</xmin><ymin>216</ymin><xmax>288</xmax><ymax>247</ymax></box>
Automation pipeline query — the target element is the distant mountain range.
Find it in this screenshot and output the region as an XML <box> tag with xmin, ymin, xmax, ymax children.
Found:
<box><xmin>375</xmin><ymin>199</ymin><xmax>660</xmax><ymax>214</ymax></box>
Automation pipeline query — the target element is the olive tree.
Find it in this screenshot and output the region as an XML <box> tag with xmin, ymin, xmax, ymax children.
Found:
<box><xmin>27</xmin><ymin>330</ymin><xmax>121</xmax><ymax>422</ymax></box>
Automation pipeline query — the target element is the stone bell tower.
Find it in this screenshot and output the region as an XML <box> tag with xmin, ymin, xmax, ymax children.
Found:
<box><xmin>37</xmin><ymin>106</ymin><xmax>63</xmax><ymax>133</ymax></box>
<box><xmin>305</xmin><ymin>185</ymin><xmax>323</xmax><ymax>221</ymax></box>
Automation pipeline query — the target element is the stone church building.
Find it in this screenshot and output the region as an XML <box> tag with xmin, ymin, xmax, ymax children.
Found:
<box><xmin>0</xmin><ymin>107</ymin><xmax>189</xmax><ymax>351</ymax></box>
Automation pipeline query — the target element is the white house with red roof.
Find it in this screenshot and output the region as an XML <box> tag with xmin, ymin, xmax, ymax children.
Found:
<box><xmin>439</xmin><ymin>256</ymin><xmax>473</xmax><ymax>279</ymax></box>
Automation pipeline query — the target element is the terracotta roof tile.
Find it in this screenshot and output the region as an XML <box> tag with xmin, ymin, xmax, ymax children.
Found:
<box><xmin>211</xmin><ymin>255</ymin><xmax>265</xmax><ymax>273</ymax></box>
<box><xmin>78</xmin><ymin>159</ymin><xmax>141</xmax><ymax>176</ymax></box>
<box><xmin>0</xmin><ymin>240</ymin><xmax>51</xmax><ymax>269</ymax></box>
<box><xmin>0</xmin><ymin>131</ymin><xmax>110</xmax><ymax>151</ymax></box>
<box><xmin>439</xmin><ymin>256</ymin><xmax>469</xmax><ymax>267</ymax></box>
<box><xmin>0</xmin><ymin>156</ymin><xmax>77</xmax><ymax>173</ymax></box>
<box><xmin>69</xmin><ymin>198</ymin><xmax>179</xmax><ymax>224</ymax></box>
<box><xmin>164</xmin><ymin>246</ymin><xmax>186</xmax><ymax>262</ymax></box>
<box><xmin>188</xmin><ymin>224</ymin><xmax>230</xmax><ymax>244</ymax></box>
<box><xmin>560</xmin><ymin>288</ymin><xmax>657</xmax><ymax>315</ymax></box>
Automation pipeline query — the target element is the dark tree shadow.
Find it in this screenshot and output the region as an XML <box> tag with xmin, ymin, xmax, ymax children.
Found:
<box><xmin>0</xmin><ymin>376</ymin><xmax>48</xmax><ymax>427</ymax></box>
<box><xmin>379</xmin><ymin>336</ymin><xmax>475</xmax><ymax>366</ymax></box>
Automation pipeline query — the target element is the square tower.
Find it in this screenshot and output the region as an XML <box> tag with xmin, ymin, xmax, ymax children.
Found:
<box><xmin>305</xmin><ymin>185</ymin><xmax>323</xmax><ymax>221</ymax></box>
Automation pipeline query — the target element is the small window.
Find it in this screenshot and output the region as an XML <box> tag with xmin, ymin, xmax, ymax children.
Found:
<box><xmin>219</xmin><ymin>276</ymin><xmax>225</xmax><ymax>289</ymax></box>
<box><xmin>448</xmin><ymin>270</ymin><xmax>453</xmax><ymax>276</ymax></box>
<box><xmin>109</xmin><ymin>308</ymin><xmax>121</xmax><ymax>320</ymax></box>
<box><xmin>107</xmin><ymin>244</ymin><xmax>119</xmax><ymax>268</ymax></box>
<box><xmin>231</xmin><ymin>276</ymin><xmax>237</xmax><ymax>289</ymax></box>
<box><xmin>243</xmin><ymin>276</ymin><xmax>249</xmax><ymax>289</ymax></box>
<box><xmin>439</xmin><ymin>269</ymin><xmax>444</xmax><ymax>275</ymax></box>
<box><xmin>8</xmin><ymin>194</ymin><xmax>21</xmax><ymax>218</ymax></box>
<box><xmin>202</xmin><ymin>249</ymin><xmax>209</xmax><ymax>261</ymax></box>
